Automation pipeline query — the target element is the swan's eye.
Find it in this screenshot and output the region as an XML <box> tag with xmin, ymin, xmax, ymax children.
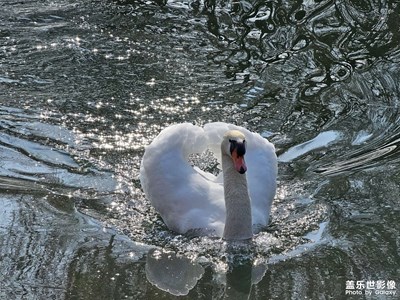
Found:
<box><xmin>236</xmin><ymin>141</ymin><xmax>246</xmax><ymax>156</ymax></box>
<box><xmin>229</xmin><ymin>139</ymin><xmax>236</xmax><ymax>154</ymax></box>
<box><xmin>229</xmin><ymin>139</ymin><xmax>246</xmax><ymax>156</ymax></box>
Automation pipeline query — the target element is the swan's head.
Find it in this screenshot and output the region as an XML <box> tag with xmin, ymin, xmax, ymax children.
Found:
<box><xmin>222</xmin><ymin>130</ymin><xmax>247</xmax><ymax>174</ymax></box>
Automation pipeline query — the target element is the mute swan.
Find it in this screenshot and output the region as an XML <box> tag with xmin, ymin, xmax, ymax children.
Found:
<box><xmin>140</xmin><ymin>122</ymin><xmax>277</xmax><ymax>240</ymax></box>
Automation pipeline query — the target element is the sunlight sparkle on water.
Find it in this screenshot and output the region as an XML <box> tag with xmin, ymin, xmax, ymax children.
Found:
<box><xmin>117</xmin><ymin>55</ymin><xmax>128</xmax><ymax>60</ymax></box>
<box><xmin>36</xmin><ymin>45</ymin><xmax>47</xmax><ymax>50</ymax></box>
<box><xmin>145</xmin><ymin>78</ymin><xmax>156</xmax><ymax>86</ymax></box>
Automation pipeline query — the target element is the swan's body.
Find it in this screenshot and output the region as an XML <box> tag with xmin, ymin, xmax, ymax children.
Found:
<box><xmin>140</xmin><ymin>122</ymin><xmax>277</xmax><ymax>239</ymax></box>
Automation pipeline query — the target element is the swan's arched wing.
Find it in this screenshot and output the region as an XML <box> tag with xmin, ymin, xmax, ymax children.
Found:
<box><xmin>140</xmin><ymin>123</ymin><xmax>225</xmax><ymax>235</ymax></box>
<box><xmin>244</xmin><ymin>129</ymin><xmax>277</xmax><ymax>226</ymax></box>
<box><xmin>204</xmin><ymin>122</ymin><xmax>277</xmax><ymax>227</ymax></box>
<box><xmin>141</xmin><ymin>122</ymin><xmax>277</xmax><ymax>236</ymax></box>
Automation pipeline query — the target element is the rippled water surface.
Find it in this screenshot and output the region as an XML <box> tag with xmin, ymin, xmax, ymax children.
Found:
<box><xmin>1</xmin><ymin>0</ymin><xmax>399</xmax><ymax>299</ymax></box>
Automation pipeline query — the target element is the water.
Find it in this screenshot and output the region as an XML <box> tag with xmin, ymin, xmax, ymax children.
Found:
<box><xmin>0</xmin><ymin>0</ymin><xmax>399</xmax><ymax>298</ymax></box>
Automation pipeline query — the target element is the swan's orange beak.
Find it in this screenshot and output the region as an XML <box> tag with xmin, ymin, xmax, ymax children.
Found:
<box><xmin>232</xmin><ymin>149</ymin><xmax>247</xmax><ymax>174</ymax></box>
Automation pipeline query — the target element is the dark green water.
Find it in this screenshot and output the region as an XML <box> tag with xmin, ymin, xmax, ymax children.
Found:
<box><xmin>0</xmin><ymin>0</ymin><xmax>399</xmax><ymax>299</ymax></box>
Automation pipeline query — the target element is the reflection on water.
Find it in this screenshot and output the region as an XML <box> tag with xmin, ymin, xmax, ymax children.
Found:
<box><xmin>146</xmin><ymin>248</ymin><xmax>205</xmax><ymax>296</ymax></box>
<box><xmin>0</xmin><ymin>0</ymin><xmax>399</xmax><ymax>298</ymax></box>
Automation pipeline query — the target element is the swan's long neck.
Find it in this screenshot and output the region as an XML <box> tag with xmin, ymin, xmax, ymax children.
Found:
<box><xmin>222</xmin><ymin>153</ymin><xmax>252</xmax><ymax>240</ymax></box>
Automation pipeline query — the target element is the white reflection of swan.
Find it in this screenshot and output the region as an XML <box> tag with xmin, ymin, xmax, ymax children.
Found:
<box><xmin>145</xmin><ymin>248</ymin><xmax>267</xmax><ymax>298</ymax></box>
<box><xmin>140</xmin><ymin>122</ymin><xmax>277</xmax><ymax>240</ymax></box>
<box><xmin>145</xmin><ymin>249</ymin><xmax>205</xmax><ymax>296</ymax></box>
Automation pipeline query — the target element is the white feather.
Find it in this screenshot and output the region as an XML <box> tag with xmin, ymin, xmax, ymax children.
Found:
<box><xmin>140</xmin><ymin>122</ymin><xmax>277</xmax><ymax>237</ymax></box>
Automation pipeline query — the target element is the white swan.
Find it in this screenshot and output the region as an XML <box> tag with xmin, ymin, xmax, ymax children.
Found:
<box><xmin>140</xmin><ymin>122</ymin><xmax>277</xmax><ymax>240</ymax></box>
